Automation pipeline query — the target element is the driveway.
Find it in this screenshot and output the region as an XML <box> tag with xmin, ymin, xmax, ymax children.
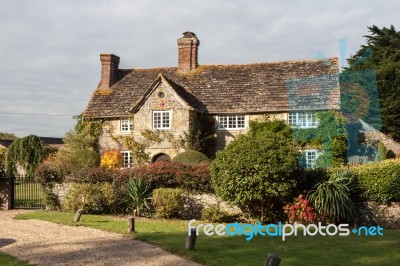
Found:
<box><xmin>0</xmin><ymin>210</ymin><xmax>200</xmax><ymax>266</ymax></box>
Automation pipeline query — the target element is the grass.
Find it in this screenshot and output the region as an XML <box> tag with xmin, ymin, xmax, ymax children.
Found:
<box><xmin>16</xmin><ymin>211</ymin><xmax>400</xmax><ymax>266</ymax></box>
<box><xmin>0</xmin><ymin>252</ymin><xmax>31</xmax><ymax>266</ymax></box>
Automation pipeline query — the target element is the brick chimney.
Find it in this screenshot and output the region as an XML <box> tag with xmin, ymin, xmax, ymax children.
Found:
<box><xmin>99</xmin><ymin>54</ymin><xmax>120</xmax><ymax>89</ymax></box>
<box><xmin>177</xmin><ymin>32</ymin><xmax>200</xmax><ymax>72</ymax></box>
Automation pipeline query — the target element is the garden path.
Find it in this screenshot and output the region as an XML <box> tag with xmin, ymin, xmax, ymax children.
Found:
<box><xmin>0</xmin><ymin>210</ymin><xmax>200</xmax><ymax>266</ymax></box>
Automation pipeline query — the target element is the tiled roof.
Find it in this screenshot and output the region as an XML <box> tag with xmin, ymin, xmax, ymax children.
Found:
<box><xmin>84</xmin><ymin>58</ymin><xmax>339</xmax><ymax>117</ymax></box>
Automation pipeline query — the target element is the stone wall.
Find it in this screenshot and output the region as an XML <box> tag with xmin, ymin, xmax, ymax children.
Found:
<box><xmin>181</xmin><ymin>193</ymin><xmax>242</xmax><ymax>219</ymax></box>
<box><xmin>365</xmin><ymin>131</ymin><xmax>400</xmax><ymax>157</ymax></box>
<box><xmin>98</xmin><ymin>81</ymin><xmax>189</xmax><ymax>160</ymax></box>
<box><xmin>214</xmin><ymin>112</ymin><xmax>288</xmax><ymax>151</ymax></box>
<box><xmin>356</xmin><ymin>201</ymin><xmax>400</xmax><ymax>229</ymax></box>
<box><xmin>0</xmin><ymin>179</ymin><xmax>11</xmax><ymax>210</ymax></box>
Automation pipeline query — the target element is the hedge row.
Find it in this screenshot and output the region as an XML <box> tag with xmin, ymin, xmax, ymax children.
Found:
<box><xmin>350</xmin><ymin>159</ymin><xmax>400</xmax><ymax>204</ymax></box>
<box><xmin>298</xmin><ymin>159</ymin><xmax>400</xmax><ymax>204</ymax></box>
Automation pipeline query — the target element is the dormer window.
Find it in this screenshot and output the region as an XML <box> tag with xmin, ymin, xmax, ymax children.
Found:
<box><xmin>120</xmin><ymin>119</ymin><xmax>132</xmax><ymax>133</ymax></box>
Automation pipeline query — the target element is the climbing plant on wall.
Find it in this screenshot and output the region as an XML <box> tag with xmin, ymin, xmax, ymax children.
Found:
<box><xmin>5</xmin><ymin>135</ymin><xmax>45</xmax><ymax>177</ymax></box>
<box><xmin>292</xmin><ymin>111</ymin><xmax>348</xmax><ymax>168</ymax></box>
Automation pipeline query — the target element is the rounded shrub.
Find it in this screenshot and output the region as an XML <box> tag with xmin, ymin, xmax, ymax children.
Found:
<box><xmin>172</xmin><ymin>150</ymin><xmax>208</xmax><ymax>165</ymax></box>
<box><xmin>211</xmin><ymin>128</ymin><xmax>299</xmax><ymax>223</ymax></box>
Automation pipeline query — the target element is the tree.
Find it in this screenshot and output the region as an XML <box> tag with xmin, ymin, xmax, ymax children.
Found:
<box><xmin>5</xmin><ymin>135</ymin><xmax>44</xmax><ymax>177</ymax></box>
<box><xmin>211</xmin><ymin>121</ymin><xmax>299</xmax><ymax>223</ymax></box>
<box><xmin>343</xmin><ymin>25</ymin><xmax>400</xmax><ymax>141</ymax></box>
<box><xmin>0</xmin><ymin>132</ymin><xmax>17</xmax><ymax>140</ymax></box>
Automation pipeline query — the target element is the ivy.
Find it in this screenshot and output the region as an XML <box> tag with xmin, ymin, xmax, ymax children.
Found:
<box><xmin>293</xmin><ymin>111</ymin><xmax>348</xmax><ymax>168</ymax></box>
<box><xmin>5</xmin><ymin>135</ymin><xmax>45</xmax><ymax>177</ymax></box>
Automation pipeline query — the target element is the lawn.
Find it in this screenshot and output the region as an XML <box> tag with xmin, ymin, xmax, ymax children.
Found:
<box><xmin>16</xmin><ymin>211</ymin><xmax>400</xmax><ymax>266</ymax></box>
<box><xmin>0</xmin><ymin>252</ymin><xmax>31</xmax><ymax>266</ymax></box>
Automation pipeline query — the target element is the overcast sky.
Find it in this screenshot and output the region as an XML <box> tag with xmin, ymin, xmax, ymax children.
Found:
<box><xmin>0</xmin><ymin>0</ymin><xmax>398</xmax><ymax>138</ymax></box>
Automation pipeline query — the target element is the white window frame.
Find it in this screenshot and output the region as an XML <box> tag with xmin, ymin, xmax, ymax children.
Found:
<box><xmin>120</xmin><ymin>119</ymin><xmax>132</xmax><ymax>133</ymax></box>
<box><xmin>217</xmin><ymin>114</ymin><xmax>246</xmax><ymax>130</ymax></box>
<box><xmin>121</xmin><ymin>151</ymin><xmax>132</xmax><ymax>168</ymax></box>
<box><xmin>152</xmin><ymin>110</ymin><xmax>172</xmax><ymax>130</ymax></box>
<box><xmin>289</xmin><ymin>112</ymin><xmax>318</xmax><ymax>128</ymax></box>
<box><xmin>301</xmin><ymin>149</ymin><xmax>320</xmax><ymax>169</ymax></box>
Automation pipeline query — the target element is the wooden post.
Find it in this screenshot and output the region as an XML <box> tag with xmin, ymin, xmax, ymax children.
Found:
<box><xmin>264</xmin><ymin>253</ymin><xmax>281</xmax><ymax>266</ymax></box>
<box><xmin>128</xmin><ymin>216</ymin><xmax>135</xmax><ymax>233</ymax></box>
<box><xmin>185</xmin><ymin>228</ymin><xmax>197</xmax><ymax>250</ymax></box>
<box><xmin>74</xmin><ymin>209</ymin><xmax>83</xmax><ymax>222</ymax></box>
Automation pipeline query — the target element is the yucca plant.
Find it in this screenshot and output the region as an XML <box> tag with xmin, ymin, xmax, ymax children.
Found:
<box><xmin>307</xmin><ymin>170</ymin><xmax>356</xmax><ymax>223</ymax></box>
<box><xmin>126</xmin><ymin>178</ymin><xmax>151</xmax><ymax>217</ymax></box>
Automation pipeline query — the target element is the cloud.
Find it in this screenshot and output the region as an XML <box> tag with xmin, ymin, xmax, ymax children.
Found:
<box><xmin>0</xmin><ymin>0</ymin><xmax>399</xmax><ymax>137</ymax></box>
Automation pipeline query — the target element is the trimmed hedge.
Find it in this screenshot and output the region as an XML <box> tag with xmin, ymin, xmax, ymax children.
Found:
<box><xmin>350</xmin><ymin>159</ymin><xmax>400</xmax><ymax>204</ymax></box>
<box><xmin>172</xmin><ymin>150</ymin><xmax>209</xmax><ymax>165</ymax></box>
<box><xmin>122</xmin><ymin>161</ymin><xmax>212</xmax><ymax>192</ymax></box>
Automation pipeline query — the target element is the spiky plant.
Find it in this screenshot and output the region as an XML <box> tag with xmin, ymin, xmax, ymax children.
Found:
<box><xmin>307</xmin><ymin>170</ymin><xmax>356</xmax><ymax>223</ymax></box>
<box><xmin>126</xmin><ymin>178</ymin><xmax>151</xmax><ymax>217</ymax></box>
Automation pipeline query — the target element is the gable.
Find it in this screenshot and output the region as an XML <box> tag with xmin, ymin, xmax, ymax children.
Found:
<box><xmin>131</xmin><ymin>74</ymin><xmax>195</xmax><ymax>113</ymax></box>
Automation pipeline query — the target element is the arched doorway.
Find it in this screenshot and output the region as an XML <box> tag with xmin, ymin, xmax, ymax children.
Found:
<box><xmin>152</xmin><ymin>153</ymin><xmax>171</xmax><ymax>163</ymax></box>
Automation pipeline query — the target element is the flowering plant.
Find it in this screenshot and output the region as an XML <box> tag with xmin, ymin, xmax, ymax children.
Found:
<box><xmin>283</xmin><ymin>194</ymin><xmax>316</xmax><ymax>224</ymax></box>
<box><xmin>100</xmin><ymin>149</ymin><xmax>122</xmax><ymax>170</ymax></box>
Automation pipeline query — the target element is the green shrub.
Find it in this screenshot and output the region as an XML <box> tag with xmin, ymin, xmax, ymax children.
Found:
<box><xmin>308</xmin><ymin>170</ymin><xmax>356</xmax><ymax>223</ymax></box>
<box><xmin>211</xmin><ymin>121</ymin><xmax>299</xmax><ymax>223</ymax></box>
<box><xmin>201</xmin><ymin>205</ymin><xmax>239</xmax><ymax>223</ymax></box>
<box><xmin>350</xmin><ymin>159</ymin><xmax>400</xmax><ymax>203</ymax></box>
<box><xmin>375</xmin><ymin>142</ymin><xmax>388</xmax><ymax>162</ymax></box>
<box><xmin>152</xmin><ymin>188</ymin><xmax>184</xmax><ymax>219</ymax></box>
<box><xmin>62</xmin><ymin>182</ymin><xmax>114</xmax><ymax>214</ymax></box>
<box><xmin>70</xmin><ymin>149</ymin><xmax>100</xmax><ymax>168</ymax></box>
<box><xmin>172</xmin><ymin>150</ymin><xmax>209</xmax><ymax>165</ymax></box>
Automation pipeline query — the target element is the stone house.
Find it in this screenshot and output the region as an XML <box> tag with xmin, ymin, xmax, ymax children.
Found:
<box><xmin>83</xmin><ymin>32</ymin><xmax>341</xmax><ymax>168</ymax></box>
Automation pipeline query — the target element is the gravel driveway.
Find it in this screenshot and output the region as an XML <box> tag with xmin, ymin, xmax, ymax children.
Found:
<box><xmin>0</xmin><ymin>210</ymin><xmax>201</xmax><ymax>266</ymax></box>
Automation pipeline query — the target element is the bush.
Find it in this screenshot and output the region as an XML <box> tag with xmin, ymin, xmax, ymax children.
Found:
<box><xmin>283</xmin><ymin>194</ymin><xmax>316</xmax><ymax>224</ymax></box>
<box><xmin>375</xmin><ymin>142</ymin><xmax>388</xmax><ymax>162</ymax></box>
<box><xmin>211</xmin><ymin>121</ymin><xmax>299</xmax><ymax>223</ymax></box>
<box><xmin>70</xmin><ymin>149</ymin><xmax>100</xmax><ymax>168</ymax></box>
<box><xmin>100</xmin><ymin>149</ymin><xmax>122</xmax><ymax>170</ymax></box>
<box><xmin>152</xmin><ymin>188</ymin><xmax>184</xmax><ymax>219</ymax></box>
<box><xmin>350</xmin><ymin>159</ymin><xmax>400</xmax><ymax>203</ymax></box>
<box><xmin>308</xmin><ymin>170</ymin><xmax>356</xmax><ymax>223</ymax></box>
<box><xmin>201</xmin><ymin>204</ymin><xmax>239</xmax><ymax>223</ymax></box>
<box><xmin>122</xmin><ymin>161</ymin><xmax>212</xmax><ymax>192</ymax></box>
<box><xmin>62</xmin><ymin>182</ymin><xmax>114</xmax><ymax>214</ymax></box>
<box><xmin>172</xmin><ymin>150</ymin><xmax>209</xmax><ymax>165</ymax></box>
<box><xmin>67</xmin><ymin>166</ymin><xmax>117</xmax><ymax>183</ymax></box>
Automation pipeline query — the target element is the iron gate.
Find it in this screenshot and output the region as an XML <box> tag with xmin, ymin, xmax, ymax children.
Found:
<box><xmin>12</xmin><ymin>176</ymin><xmax>44</xmax><ymax>209</ymax></box>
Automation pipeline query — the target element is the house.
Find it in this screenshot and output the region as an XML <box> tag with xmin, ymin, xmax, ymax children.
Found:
<box><xmin>83</xmin><ymin>32</ymin><xmax>341</xmax><ymax>167</ymax></box>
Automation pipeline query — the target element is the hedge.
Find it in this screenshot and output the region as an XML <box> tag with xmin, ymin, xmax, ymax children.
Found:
<box><xmin>349</xmin><ymin>159</ymin><xmax>400</xmax><ymax>204</ymax></box>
